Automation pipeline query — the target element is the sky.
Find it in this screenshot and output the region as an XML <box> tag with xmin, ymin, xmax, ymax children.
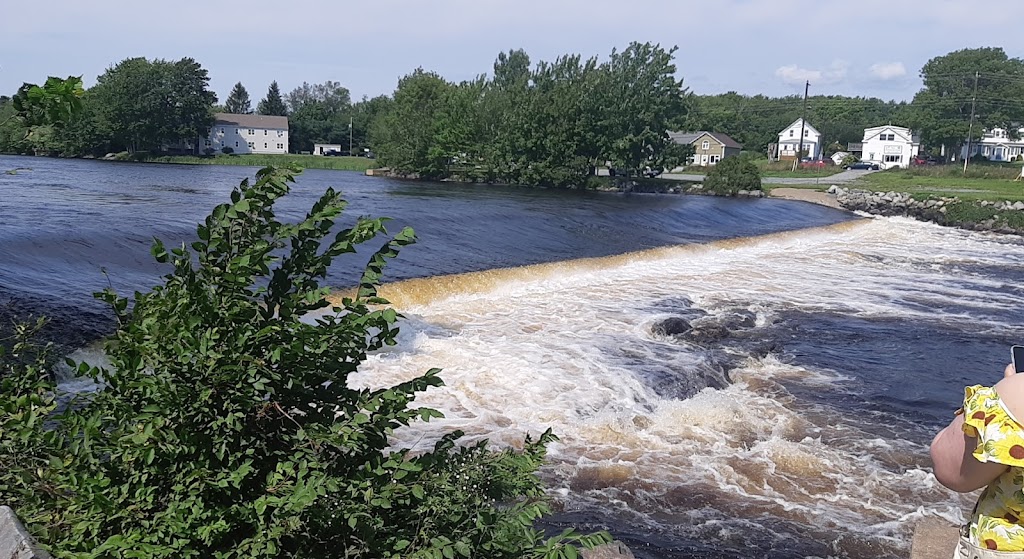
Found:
<box><xmin>2</xmin><ymin>0</ymin><xmax>1022</xmax><ymax>104</ymax></box>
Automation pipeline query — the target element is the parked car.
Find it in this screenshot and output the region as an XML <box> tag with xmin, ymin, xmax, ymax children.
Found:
<box><xmin>324</xmin><ymin>149</ymin><xmax>350</xmax><ymax>157</ymax></box>
<box><xmin>846</xmin><ymin>161</ymin><xmax>879</xmax><ymax>170</ymax></box>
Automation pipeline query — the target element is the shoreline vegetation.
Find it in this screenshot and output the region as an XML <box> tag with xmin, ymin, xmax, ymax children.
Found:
<box><xmin>101</xmin><ymin>152</ymin><xmax>379</xmax><ymax>172</ymax></box>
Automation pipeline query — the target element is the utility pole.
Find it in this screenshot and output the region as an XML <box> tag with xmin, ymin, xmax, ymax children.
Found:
<box><xmin>349</xmin><ymin>115</ymin><xmax>354</xmax><ymax>157</ymax></box>
<box><xmin>793</xmin><ymin>80</ymin><xmax>810</xmax><ymax>172</ymax></box>
<box><xmin>963</xmin><ymin>71</ymin><xmax>980</xmax><ymax>174</ymax></box>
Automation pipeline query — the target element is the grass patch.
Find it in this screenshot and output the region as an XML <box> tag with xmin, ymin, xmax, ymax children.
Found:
<box><xmin>853</xmin><ymin>165</ymin><xmax>1024</xmax><ymax>201</ymax></box>
<box><xmin>944</xmin><ymin>200</ymin><xmax>1024</xmax><ymax>229</ymax></box>
<box><xmin>754</xmin><ymin>160</ymin><xmax>844</xmax><ymax>178</ymax></box>
<box><xmin>129</xmin><ymin>153</ymin><xmax>378</xmax><ymax>172</ymax></box>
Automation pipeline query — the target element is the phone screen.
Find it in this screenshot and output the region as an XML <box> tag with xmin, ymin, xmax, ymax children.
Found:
<box><xmin>1014</xmin><ymin>346</ymin><xmax>1024</xmax><ymax>374</ymax></box>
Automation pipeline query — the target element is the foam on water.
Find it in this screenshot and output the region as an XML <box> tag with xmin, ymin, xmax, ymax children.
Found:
<box><xmin>345</xmin><ymin>216</ymin><xmax>1024</xmax><ymax>557</ymax></box>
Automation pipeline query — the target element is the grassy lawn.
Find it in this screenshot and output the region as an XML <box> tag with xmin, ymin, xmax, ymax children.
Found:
<box><xmin>755</xmin><ymin>160</ymin><xmax>845</xmax><ymax>179</ymax></box>
<box><xmin>852</xmin><ymin>165</ymin><xmax>1024</xmax><ymax>201</ymax></box>
<box><xmin>134</xmin><ymin>153</ymin><xmax>378</xmax><ymax>172</ymax></box>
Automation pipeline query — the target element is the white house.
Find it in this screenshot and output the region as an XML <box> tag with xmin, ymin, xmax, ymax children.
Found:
<box><xmin>205</xmin><ymin>113</ymin><xmax>289</xmax><ymax>155</ymax></box>
<box><xmin>830</xmin><ymin>151</ymin><xmax>850</xmax><ymax>166</ymax></box>
<box><xmin>313</xmin><ymin>143</ymin><xmax>343</xmax><ymax>156</ymax></box>
<box><xmin>961</xmin><ymin>127</ymin><xmax>1024</xmax><ymax>162</ymax></box>
<box><xmin>776</xmin><ymin>118</ymin><xmax>822</xmax><ymax>161</ymax></box>
<box><xmin>861</xmin><ymin>125</ymin><xmax>920</xmax><ymax>169</ymax></box>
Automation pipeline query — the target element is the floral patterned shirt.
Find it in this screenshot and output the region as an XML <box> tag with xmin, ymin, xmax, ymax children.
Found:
<box><xmin>961</xmin><ymin>385</ymin><xmax>1024</xmax><ymax>551</ymax></box>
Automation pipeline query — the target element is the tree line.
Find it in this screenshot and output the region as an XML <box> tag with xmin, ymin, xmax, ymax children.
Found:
<box><xmin>369</xmin><ymin>43</ymin><xmax>691</xmax><ymax>186</ymax></box>
<box><xmin>3</xmin><ymin>46</ymin><xmax>1023</xmax><ymax>182</ymax></box>
<box><xmin>0</xmin><ymin>59</ymin><xmax>387</xmax><ymax>158</ymax></box>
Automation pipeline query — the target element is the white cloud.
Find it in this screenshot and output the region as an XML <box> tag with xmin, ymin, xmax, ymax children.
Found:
<box><xmin>869</xmin><ymin>62</ymin><xmax>907</xmax><ymax>80</ymax></box>
<box><xmin>775</xmin><ymin>60</ymin><xmax>849</xmax><ymax>86</ymax></box>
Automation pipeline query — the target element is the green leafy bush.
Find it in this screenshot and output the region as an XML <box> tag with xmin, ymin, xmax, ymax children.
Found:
<box><xmin>221</xmin><ymin>146</ymin><xmax>234</xmax><ymax>155</ymax></box>
<box><xmin>0</xmin><ymin>166</ymin><xmax>609</xmax><ymax>558</ymax></box>
<box><xmin>703</xmin><ymin>156</ymin><xmax>762</xmax><ymax>195</ymax></box>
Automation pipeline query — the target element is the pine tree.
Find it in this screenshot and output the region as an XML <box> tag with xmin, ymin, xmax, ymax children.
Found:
<box><xmin>257</xmin><ymin>81</ymin><xmax>288</xmax><ymax>116</ymax></box>
<box><xmin>224</xmin><ymin>82</ymin><xmax>252</xmax><ymax>114</ymax></box>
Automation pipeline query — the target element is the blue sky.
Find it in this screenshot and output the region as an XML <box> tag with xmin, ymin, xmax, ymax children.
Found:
<box><xmin>2</xmin><ymin>0</ymin><xmax>1021</xmax><ymax>104</ymax></box>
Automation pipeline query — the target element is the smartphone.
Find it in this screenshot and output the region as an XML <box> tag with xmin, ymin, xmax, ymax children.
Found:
<box><xmin>1013</xmin><ymin>345</ymin><xmax>1024</xmax><ymax>374</ymax></box>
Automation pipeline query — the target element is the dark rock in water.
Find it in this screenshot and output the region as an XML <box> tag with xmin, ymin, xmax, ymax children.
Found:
<box><xmin>651</xmin><ymin>317</ymin><xmax>692</xmax><ymax>336</ymax></box>
<box><xmin>684</xmin><ymin>323</ymin><xmax>731</xmax><ymax>343</ymax></box>
<box><xmin>726</xmin><ymin>310</ymin><xmax>757</xmax><ymax>329</ymax></box>
<box><xmin>637</xmin><ymin>361</ymin><xmax>731</xmax><ymax>401</ymax></box>
<box><xmin>751</xmin><ymin>341</ymin><xmax>785</xmax><ymax>358</ymax></box>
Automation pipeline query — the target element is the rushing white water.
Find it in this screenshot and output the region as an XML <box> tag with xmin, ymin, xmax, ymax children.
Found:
<box><xmin>345</xmin><ymin>216</ymin><xmax>1024</xmax><ymax>558</ymax></box>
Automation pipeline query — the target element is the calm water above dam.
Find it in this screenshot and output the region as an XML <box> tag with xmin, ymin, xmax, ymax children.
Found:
<box><xmin>3</xmin><ymin>155</ymin><xmax>1021</xmax><ymax>558</ymax></box>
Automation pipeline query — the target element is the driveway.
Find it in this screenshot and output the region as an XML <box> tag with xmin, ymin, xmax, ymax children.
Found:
<box><xmin>662</xmin><ymin>168</ymin><xmax>876</xmax><ymax>185</ymax></box>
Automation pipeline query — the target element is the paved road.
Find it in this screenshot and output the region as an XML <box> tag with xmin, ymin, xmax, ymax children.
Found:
<box><xmin>662</xmin><ymin>168</ymin><xmax>876</xmax><ymax>185</ymax></box>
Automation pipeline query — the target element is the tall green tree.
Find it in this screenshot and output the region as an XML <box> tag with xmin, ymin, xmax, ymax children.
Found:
<box><xmin>257</xmin><ymin>81</ymin><xmax>287</xmax><ymax>116</ymax></box>
<box><xmin>907</xmin><ymin>47</ymin><xmax>1024</xmax><ymax>153</ymax></box>
<box><xmin>286</xmin><ymin>81</ymin><xmax>352</xmax><ymax>153</ymax></box>
<box><xmin>285</xmin><ymin>81</ymin><xmax>350</xmax><ymax>115</ymax></box>
<box><xmin>372</xmin><ymin>69</ymin><xmax>452</xmax><ymax>177</ymax></box>
<box><xmin>224</xmin><ymin>82</ymin><xmax>252</xmax><ymax>114</ymax></box>
<box><xmin>599</xmin><ymin>42</ymin><xmax>690</xmax><ymax>175</ymax></box>
<box><xmin>91</xmin><ymin>57</ymin><xmax>216</xmax><ymax>153</ymax></box>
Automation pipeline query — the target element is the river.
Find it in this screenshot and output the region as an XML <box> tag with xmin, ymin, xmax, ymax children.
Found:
<box><xmin>3</xmin><ymin>155</ymin><xmax>1019</xmax><ymax>558</ymax></box>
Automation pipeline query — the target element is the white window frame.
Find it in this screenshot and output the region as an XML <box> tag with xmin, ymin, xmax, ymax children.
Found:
<box><xmin>701</xmin><ymin>140</ymin><xmax>710</xmax><ymax>150</ymax></box>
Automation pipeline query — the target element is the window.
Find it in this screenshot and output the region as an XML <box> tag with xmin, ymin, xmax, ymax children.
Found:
<box><xmin>884</xmin><ymin>155</ymin><xmax>901</xmax><ymax>163</ymax></box>
<box><xmin>248</xmin><ymin>129</ymin><xmax>254</xmax><ymax>135</ymax></box>
<box><xmin>789</xmin><ymin>130</ymin><xmax>794</xmax><ymax>137</ymax></box>
<box><xmin>264</xmin><ymin>143</ymin><xmax>268</xmax><ymax>148</ymax></box>
<box><xmin>804</xmin><ymin>130</ymin><xmax>808</xmax><ymax>136</ymax></box>
<box><xmin>264</xmin><ymin>130</ymin><xmax>268</xmax><ymax>135</ymax></box>
<box><xmin>219</xmin><ymin>128</ymin><xmax>224</xmax><ymax>134</ymax></box>
<box><xmin>236</xmin><ymin>128</ymin><xmax>240</xmax><ymax>135</ymax></box>
<box><xmin>709</xmin><ymin>155</ymin><xmax>720</xmax><ymax>164</ymax></box>
<box><xmin>880</xmin><ymin>133</ymin><xmax>896</xmax><ymax>141</ymax></box>
<box><xmin>248</xmin><ymin>142</ymin><xmax>254</xmax><ymax>148</ymax></box>
<box><xmin>235</xmin><ymin>141</ymin><xmax>239</xmax><ymax>147</ymax></box>
<box><xmin>701</xmin><ymin>140</ymin><xmax>710</xmax><ymax>150</ymax></box>
<box><xmin>204</xmin><ymin>139</ymin><xmax>211</xmax><ymax>146</ymax></box>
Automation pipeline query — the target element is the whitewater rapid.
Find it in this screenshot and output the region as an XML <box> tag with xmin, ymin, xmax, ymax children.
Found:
<box><xmin>345</xmin><ymin>216</ymin><xmax>1024</xmax><ymax>558</ymax></box>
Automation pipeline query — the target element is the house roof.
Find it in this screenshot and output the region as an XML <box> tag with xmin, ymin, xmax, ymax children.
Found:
<box><xmin>214</xmin><ymin>112</ymin><xmax>288</xmax><ymax>130</ymax></box>
<box><xmin>780</xmin><ymin>118</ymin><xmax>821</xmax><ymax>138</ymax></box>
<box><xmin>669</xmin><ymin>130</ymin><xmax>742</xmax><ymax>149</ymax></box>
<box><xmin>862</xmin><ymin>125</ymin><xmax>918</xmax><ymax>144</ymax></box>
<box><xmin>668</xmin><ymin>131</ymin><xmax>704</xmax><ymax>145</ymax></box>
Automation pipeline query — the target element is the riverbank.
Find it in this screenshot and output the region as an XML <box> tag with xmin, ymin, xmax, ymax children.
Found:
<box><xmin>100</xmin><ymin>152</ymin><xmax>378</xmax><ymax>172</ymax></box>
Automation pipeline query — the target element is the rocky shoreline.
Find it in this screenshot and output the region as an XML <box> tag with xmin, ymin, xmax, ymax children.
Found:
<box><xmin>827</xmin><ymin>185</ymin><xmax>1024</xmax><ymax>235</ymax></box>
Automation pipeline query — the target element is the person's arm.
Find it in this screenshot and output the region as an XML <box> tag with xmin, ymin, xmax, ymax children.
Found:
<box><xmin>930</xmin><ymin>413</ymin><xmax>1007</xmax><ymax>492</ymax></box>
<box><xmin>931</xmin><ymin>364</ymin><xmax>1017</xmax><ymax>492</ymax></box>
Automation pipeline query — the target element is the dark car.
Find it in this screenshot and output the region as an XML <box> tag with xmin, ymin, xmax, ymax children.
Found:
<box><xmin>846</xmin><ymin>161</ymin><xmax>879</xmax><ymax>170</ymax></box>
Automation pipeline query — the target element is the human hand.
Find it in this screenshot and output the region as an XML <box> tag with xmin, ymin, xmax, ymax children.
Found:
<box><xmin>1006</xmin><ymin>363</ymin><xmax>1017</xmax><ymax>379</ymax></box>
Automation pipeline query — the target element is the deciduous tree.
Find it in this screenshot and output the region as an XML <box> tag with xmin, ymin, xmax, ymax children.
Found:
<box><xmin>907</xmin><ymin>47</ymin><xmax>1024</xmax><ymax>154</ymax></box>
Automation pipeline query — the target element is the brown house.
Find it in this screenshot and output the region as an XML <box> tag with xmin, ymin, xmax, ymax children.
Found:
<box><xmin>669</xmin><ymin>131</ymin><xmax>743</xmax><ymax>167</ymax></box>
